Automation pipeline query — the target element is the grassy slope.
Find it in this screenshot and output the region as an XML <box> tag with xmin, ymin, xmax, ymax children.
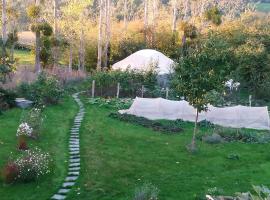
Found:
<box><xmin>0</xmin><ymin>96</ymin><xmax>77</xmax><ymax>200</ymax></box>
<box><xmin>68</xmin><ymin>98</ymin><xmax>270</xmax><ymax>200</ymax></box>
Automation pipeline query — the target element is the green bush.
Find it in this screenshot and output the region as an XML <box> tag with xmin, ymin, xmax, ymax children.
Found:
<box><xmin>90</xmin><ymin>70</ymin><xmax>158</xmax><ymax>98</ymax></box>
<box><xmin>0</xmin><ymin>88</ymin><xmax>17</xmax><ymax>111</ymax></box>
<box><xmin>17</xmin><ymin>73</ymin><xmax>64</xmax><ymax>105</ymax></box>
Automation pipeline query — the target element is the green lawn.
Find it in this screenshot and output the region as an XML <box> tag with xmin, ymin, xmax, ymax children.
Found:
<box><xmin>67</xmin><ymin>96</ymin><xmax>270</xmax><ymax>200</ymax></box>
<box><xmin>256</xmin><ymin>3</ymin><xmax>270</xmax><ymax>13</ymax></box>
<box><xmin>0</xmin><ymin>96</ymin><xmax>77</xmax><ymax>200</ymax></box>
<box><xmin>14</xmin><ymin>49</ymin><xmax>34</xmax><ymax>66</ymax></box>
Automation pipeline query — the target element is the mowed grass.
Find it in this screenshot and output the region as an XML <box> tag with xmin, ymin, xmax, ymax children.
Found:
<box><xmin>256</xmin><ymin>3</ymin><xmax>270</xmax><ymax>13</ymax></box>
<box><xmin>14</xmin><ymin>49</ymin><xmax>34</xmax><ymax>66</ymax></box>
<box><xmin>67</xmin><ymin>97</ymin><xmax>270</xmax><ymax>200</ymax></box>
<box><xmin>0</xmin><ymin>96</ymin><xmax>77</xmax><ymax>200</ymax></box>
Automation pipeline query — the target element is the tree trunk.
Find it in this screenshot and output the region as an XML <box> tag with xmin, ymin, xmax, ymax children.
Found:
<box><xmin>172</xmin><ymin>0</ymin><xmax>177</xmax><ymax>32</ymax></box>
<box><xmin>35</xmin><ymin>31</ymin><xmax>41</xmax><ymax>73</ymax></box>
<box><xmin>191</xmin><ymin>109</ymin><xmax>199</xmax><ymax>150</ymax></box>
<box><xmin>144</xmin><ymin>0</ymin><xmax>149</xmax><ymax>43</ymax></box>
<box><xmin>2</xmin><ymin>0</ymin><xmax>7</xmax><ymax>44</ymax></box>
<box><xmin>53</xmin><ymin>0</ymin><xmax>59</xmax><ymax>69</ymax></box>
<box><xmin>69</xmin><ymin>45</ymin><xmax>73</xmax><ymax>72</ymax></box>
<box><xmin>184</xmin><ymin>0</ymin><xmax>191</xmax><ymax>21</ymax></box>
<box><xmin>104</xmin><ymin>0</ymin><xmax>111</xmax><ymax>69</ymax></box>
<box><xmin>2</xmin><ymin>0</ymin><xmax>7</xmax><ymax>59</ymax></box>
<box><xmin>79</xmin><ymin>29</ymin><xmax>85</xmax><ymax>71</ymax></box>
<box><xmin>152</xmin><ymin>0</ymin><xmax>157</xmax><ymax>46</ymax></box>
<box><xmin>97</xmin><ymin>0</ymin><xmax>104</xmax><ymax>71</ymax></box>
<box><xmin>123</xmin><ymin>0</ymin><xmax>128</xmax><ymax>30</ymax></box>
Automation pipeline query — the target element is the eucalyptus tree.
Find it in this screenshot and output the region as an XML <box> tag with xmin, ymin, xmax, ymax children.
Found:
<box><xmin>97</xmin><ymin>0</ymin><xmax>104</xmax><ymax>71</ymax></box>
<box><xmin>2</xmin><ymin>0</ymin><xmax>7</xmax><ymax>55</ymax></box>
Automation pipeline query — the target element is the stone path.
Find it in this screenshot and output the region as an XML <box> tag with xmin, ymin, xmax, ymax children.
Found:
<box><xmin>51</xmin><ymin>92</ymin><xmax>85</xmax><ymax>200</ymax></box>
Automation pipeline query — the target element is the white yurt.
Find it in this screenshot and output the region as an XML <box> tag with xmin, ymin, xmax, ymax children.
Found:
<box><xmin>111</xmin><ymin>49</ymin><xmax>175</xmax><ymax>75</ymax></box>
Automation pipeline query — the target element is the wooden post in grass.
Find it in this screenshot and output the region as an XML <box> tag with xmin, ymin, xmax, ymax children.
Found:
<box><xmin>92</xmin><ymin>80</ymin><xmax>95</xmax><ymax>98</ymax></box>
<box><xmin>116</xmin><ymin>82</ymin><xmax>120</xmax><ymax>98</ymax></box>
<box><xmin>142</xmin><ymin>85</ymin><xmax>144</xmax><ymax>98</ymax></box>
<box><xmin>166</xmin><ymin>87</ymin><xmax>169</xmax><ymax>99</ymax></box>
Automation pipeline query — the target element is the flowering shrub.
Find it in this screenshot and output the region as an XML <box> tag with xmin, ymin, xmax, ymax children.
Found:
<box><xmin>20</xmin><ymin>107</ymin><xmax>44</xmax><ymax>138</ymax></box>
<box><xmin>15</xmin><ymin>148</ymin><xmax>51</xmax><ymax>182</ymax></box>
<box><xmin>16</xmin><ymin>123</ymin><xmax>33</xmax><ymax>137</ymax></box>
<box><xmin>2</xmin><ymin>162</ymin><xmax>19</xmax><ymax>184</ymax></box>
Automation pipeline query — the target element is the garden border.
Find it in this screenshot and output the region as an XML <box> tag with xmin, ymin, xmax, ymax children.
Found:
<box><xmin>51</xmin><ymin>92</ymin><xmax>85</xmax><ymax>200</ymax></box>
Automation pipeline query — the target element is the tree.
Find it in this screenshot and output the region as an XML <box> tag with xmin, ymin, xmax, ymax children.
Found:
<box><xmin>97</xmin><ymin>0</ymin><xmax>104</xmax><ymax>71</ymax></box>
<box><xmin>172</xmin><ymin>34</ymin><xmax>233</xmax><ymax>152</ymax></box>
<box><xmin>204</xmin><ymin>6</ymin><xmax>222</xmax><ymax>25</ymax></box>
<box><xmin>27</xmin><ymin>4</ymin><xmax>42</xmax><ymax>73</ymax></box>
<box><xmin>103</xmin><ymin>0</ymin><xmax>111</xmax><ymax>69</ymax></box>
<box><xmin>2</xmin><ymin>0</ymin><xmax>7</xmax><ymax>57</ymax></box>
<box><xmin>172</xmin><ymin>0</ymin><xmax>177</xmax><ymax>32</ymax></box>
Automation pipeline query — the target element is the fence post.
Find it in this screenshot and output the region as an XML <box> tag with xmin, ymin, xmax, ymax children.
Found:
<box><xmin>249</xmin><ymin>95</ymin><xmax>252</xmax><ymax>107</ymax></box>
<box><xmin>116</xmin><ymin>82</ymin><xmax>120</xmax><ymax>98</ymax></box>
<box><xmin>142</xmin><ymin>85</ymin><xmax>144</xmax><ymax>98</ymax></box>
<box><xmin>92</xmin><ymin>80</ymin><xmax>95</xmax><ymax>98</ymax></box>
<box><xmin>166</xmin><ymin>87</ymin><xmax>169</xmax><ymax>99</ymax></box>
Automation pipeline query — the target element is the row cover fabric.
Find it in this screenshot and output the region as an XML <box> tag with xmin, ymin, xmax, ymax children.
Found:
<box><xmin>111</xmin><ymin>49</ymin><xmax>175</xmax><ymax>75</ymax></box>
<box><xmin>119</xmin><ymin>97</ymin><xmax>270</xmax><ymax>130</ymax></box>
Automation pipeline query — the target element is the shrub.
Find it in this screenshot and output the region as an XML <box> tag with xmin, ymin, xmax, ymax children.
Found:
<box><xmin>17</xmin><ymin>73</ymin><xmax>64</xmax><ymax>105</ymax></box>
<box><xmin>20</xmin><ymin>107</ymin><xmax>44</xmax><ymax>138</ymax></box>
<box><xmin>133</xmin><ymin>183</ymin><xmax>159</xmax><ymax>200</ymax></box>
<box><xmin>16</xmin><ymin>123</ymin><xmax>33</xmax><ymax>137</ymax></box>
<box><xmin>88</xmin><ymin>98</ymin><xmax>132</xmax><ymax>110</ymax></box>
<box><xmin>15</xmin><ymin>148</ymin><xmax>51</xmax><ymax>182</ymax></box>
<box><xmin>0</xmin><ymin>87</ymin><xmax>17</xmax><ymax>111</ymax></box>
<box><xmin>2</xmin><ymin>162</ymin><xmax>19</xmax><ymax>184</ymax></box>
<box><xmin>90</xmin><ymin>70</ymin><xmax>158</xmax><ymax>98</ymax></box>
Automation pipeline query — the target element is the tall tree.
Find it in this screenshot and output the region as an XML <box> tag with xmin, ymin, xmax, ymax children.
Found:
<box><xmin>78</xmin><ymin>29</ymin><xmax>85</xmax><ymax>71</ymax></box>
<box><xmin>27</xmin><ymin>3</ymin><xmax>42</xmax><ymax>73</ymax></box>
<box><xmin>172</xmin><ymin>0</ymin><xmax>177</xmax><ymax>32</ymax></box>
<box><xmin>97</xmin><ymin>0</ymin><xmax>104</xmax><ymax>71</ymax></box>
<box><xmin>52</xmin><ymin>0</ymin><xmax>59</xmax><ymax>68</ymax></box>
<box><xmin>103</xmin><ymin>0</ymin><xmax>111</xmax><ymax>68</ymax></box>
<box><xmin>2</xmin><ymin>0</ymin><xmax>7</xmax><ymax>55</ymax></box>
<box><xmin>123</xmin><ymin>0</ymin><xmax>127</xmax><ymax>30</ymax></box>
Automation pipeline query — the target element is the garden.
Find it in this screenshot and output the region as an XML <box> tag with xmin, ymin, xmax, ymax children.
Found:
<box><xmin>1</xmin><ymin>0</ymin><xmax>270</xmax><ymax>200</ymax></box>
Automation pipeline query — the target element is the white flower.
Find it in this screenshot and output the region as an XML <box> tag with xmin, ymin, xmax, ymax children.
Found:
<box><xmin>16</xmin><ymin>123</ymin><xmax>33</xmax><ymax>137</ymax></box>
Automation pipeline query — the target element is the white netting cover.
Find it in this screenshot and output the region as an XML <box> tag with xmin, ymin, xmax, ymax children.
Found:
<box><xmin>119</xmin><ymin>97</ymin><xmax>270</xmax><ymax>130</ymax></box>
<box><xmin>111</xmin><ymin>49</ymin><xmax>175</xmax><ymax>75</ymax></box>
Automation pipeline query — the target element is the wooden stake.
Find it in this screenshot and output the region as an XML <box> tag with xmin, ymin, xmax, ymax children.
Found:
<box><xmin>166</xmin><ymin>87</ymin><xmax>169</xmax><ymax>99</ymax></box>
<box><xmin>92</xmin><ymin>80</ymin><xmax>95</xmax><ymax>98</ymax></box>
<box><xmin>142</xmin><ymin>85</ymin><xmax>144</xmax><ymax>98</ymax></box>
<box><xmin>117</xmin><ymin>82</ymin><xmax>120</xmax><ymax>98</ymax></box>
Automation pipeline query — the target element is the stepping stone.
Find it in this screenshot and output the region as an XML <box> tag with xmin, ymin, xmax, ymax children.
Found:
<box><xmin>70</xmin><ymin>132</ymin><xmax>79</xmax><ymax>135</ymax></box>
<box><xmin>51</xmin><ymin>194</ymin><xmax>66</xmax><ymax>200</ymax></box>
<box><xmin>65</xmin><ymin>176</ymin><xmax>78</xmax><ymax>181</ymax></box>
<box><xmin>69</xmin><ymin>162</ymin><xmax>80</xmax><ymax>167</ymax></box>
<box><xmin>69</xmin><ymin>151</ymin><xmax>79</xmax><ymax>155</ymax></box>
<box><xmin>68</xmin><ymin>171</ymin><xmax>79</xmax><ymax>176</ymax></box>
<box><xmin>70</xmin><ymin>138</ymin><xmax>79</xmax><ymax>142</ymax></box>
<box><xmin>69</xmin><ymin>167</ymin><xmax>80</xmax><ymax>171</ymax></box>
<box><xmin>70</xmin><ymin>158</ymin><xmax>80</xmax><ymax>163</ymax></box>
<box><xmin>70</xmin><ymin>141</ymin><xmax>79</xmax><ymax>145</ymax></box>
<box><xmin>69</xmin><ymin>148</ymin><xmax>80</xmax><ymax>151</ymax></box>
<box><xmin>62</xmin><ymin>182</ymin><xmax>75</xmax><ymax>188</ymax></box>
<box><xmin>70</xmin><ymin>136</ymin><xmax>79</xmax><ymax>139</ymax></box>
<box><xmin>70</xmin><ymin>155</ymin><xmax>80</xmax><ymax>159</ymax></box>
<box><xmin>69</xmin><ymin>144</ymin><xmax>79</xmax><ymax>148</ymax></box>
<box><xmin>58</xmin><ymin>188</ymin><xmax>70</xmax><ymax>194</ymax></box>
